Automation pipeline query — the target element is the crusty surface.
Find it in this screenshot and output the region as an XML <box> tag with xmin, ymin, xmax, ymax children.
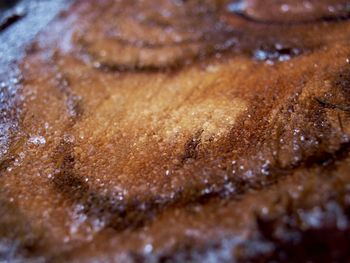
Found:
<box><xmin>1</xmin><ymin>0</ymin><xmax>350</xmax><ymax>262</ymax></box>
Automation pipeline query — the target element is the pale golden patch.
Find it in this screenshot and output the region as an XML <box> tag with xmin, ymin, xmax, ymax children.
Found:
<box><xmin>74</xmin><ymin>64</ymin><xmax>246</xmax><ymax>150</ymax></box>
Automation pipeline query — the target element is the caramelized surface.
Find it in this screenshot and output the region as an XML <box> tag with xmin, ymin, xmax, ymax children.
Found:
<box><xmin>1</xmin><ymin>0</ymin><xmax>350</xmax><ymax>262</ymax></box>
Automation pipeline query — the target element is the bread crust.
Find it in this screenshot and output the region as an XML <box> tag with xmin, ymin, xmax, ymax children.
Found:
<box><xmin>1</xmin><ymin>0</ymin><xmax>350</xmax><ymax>261</ymax></box>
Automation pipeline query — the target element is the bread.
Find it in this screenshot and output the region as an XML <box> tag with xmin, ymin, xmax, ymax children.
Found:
<box><xmin>1</xmin><ymin>0</ymin><xmax>350</xmax><ymax>262</ymax></box>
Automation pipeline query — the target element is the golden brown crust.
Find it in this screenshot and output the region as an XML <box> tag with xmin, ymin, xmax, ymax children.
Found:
<box><xmin>1</xmin><ymin>0</ymin><xmax>350</xmax><ymax>262</ymax></box>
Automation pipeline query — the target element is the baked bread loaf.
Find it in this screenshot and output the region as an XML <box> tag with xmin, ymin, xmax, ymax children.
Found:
<box><xmin>1</xmin><ymin>0</ymin><xmax>350</xmax><ymax>262</ymax></box>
